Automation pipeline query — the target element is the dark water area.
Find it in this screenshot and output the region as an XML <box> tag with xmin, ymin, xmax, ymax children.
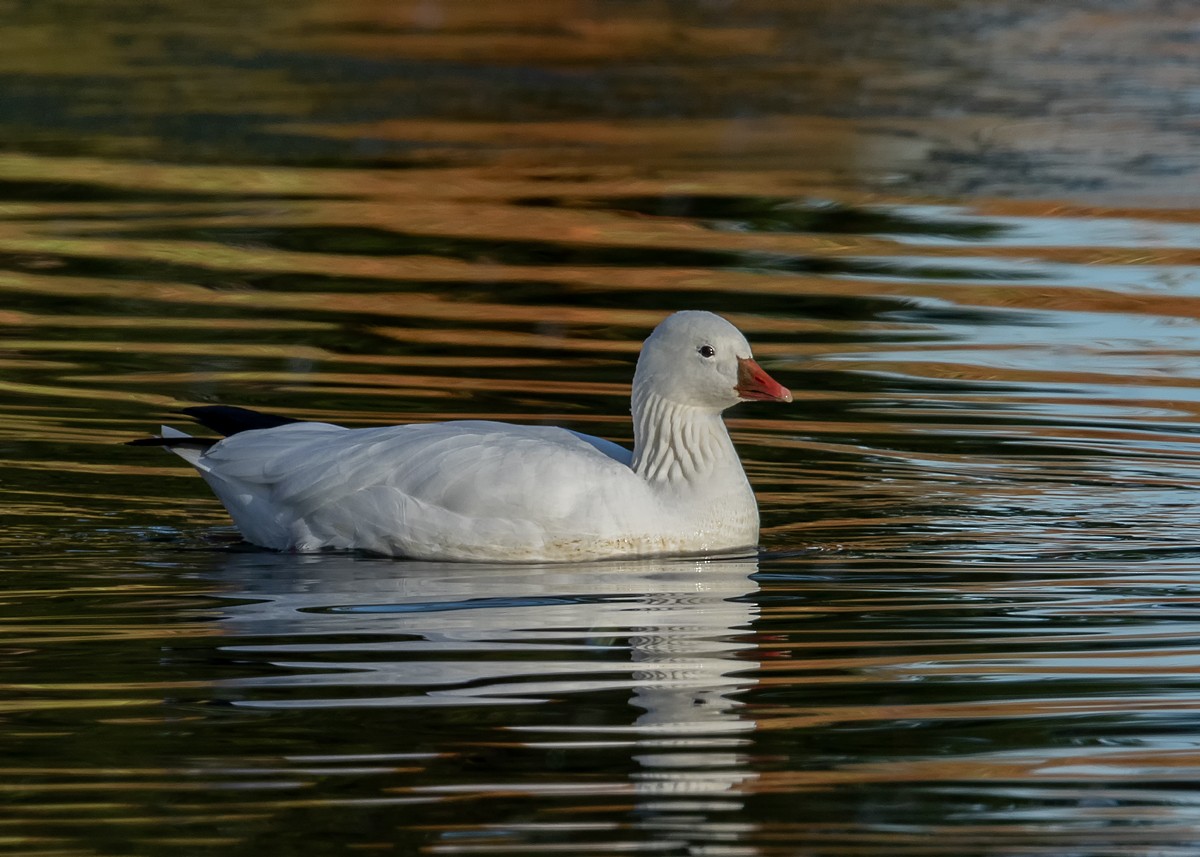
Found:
<box><xmin>6</xmin><ymin>1</ymin><xmax>1200</xmax><ymax>855</ymax></box>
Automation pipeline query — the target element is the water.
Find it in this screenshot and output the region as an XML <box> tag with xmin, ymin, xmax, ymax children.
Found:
<box><xmin>6</xmin><ymin>1</ymin><xmax>1200</xmax><ymax>854</ymax></box>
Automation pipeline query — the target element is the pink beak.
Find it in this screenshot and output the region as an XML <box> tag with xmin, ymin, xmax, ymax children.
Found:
<box><xmin>736</xmin><ymin>357</ymin><xmax>792</xmax><ymax>403</ymax></box>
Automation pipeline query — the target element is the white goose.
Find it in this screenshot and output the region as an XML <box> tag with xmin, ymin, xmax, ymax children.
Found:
<box><xmin>132</xmin><ymin>311</ymin><xmax>791</xmax><ymax>561</ymax></box>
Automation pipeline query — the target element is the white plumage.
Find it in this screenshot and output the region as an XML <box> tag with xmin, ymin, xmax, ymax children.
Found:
<box><xmin>144</xmin><ymin>311</ymin><xmax>792</xmax><ymax>561</ymax></box>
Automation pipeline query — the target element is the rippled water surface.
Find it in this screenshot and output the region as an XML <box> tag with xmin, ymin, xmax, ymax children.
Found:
<box><xmin>7</xmin><ymin>2</ymin><xmax>1200</xmax><ymax>855</ymax></box>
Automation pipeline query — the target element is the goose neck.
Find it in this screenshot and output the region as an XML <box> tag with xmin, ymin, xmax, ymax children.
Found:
<box><xmin>631</xmin><ymin>390</ymin><xmax>736</xmax><ymax>484</ymax></box>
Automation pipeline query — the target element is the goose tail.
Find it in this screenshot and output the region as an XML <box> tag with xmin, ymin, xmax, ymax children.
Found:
<box><xmin>125</xmin><ymin>425</ymin><xmax>212</xmax><ymax>465</ymax></box>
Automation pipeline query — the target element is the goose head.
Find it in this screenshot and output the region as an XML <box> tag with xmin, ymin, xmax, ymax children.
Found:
<box><xmin>633</xmin><ymin>311</ymin><xmax>792</xmax><ymax>411</ymax></box>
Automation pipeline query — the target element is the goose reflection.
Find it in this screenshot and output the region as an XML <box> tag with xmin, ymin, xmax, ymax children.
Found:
<box><xmin>210</xmin><ymin>552</ymin><xmax>760</xmax><ymax>728</ymax></box>
<box><xmin>206</xmin><ymin>552</ymin><xmax>762</xmax><ymax>849</ymax></box>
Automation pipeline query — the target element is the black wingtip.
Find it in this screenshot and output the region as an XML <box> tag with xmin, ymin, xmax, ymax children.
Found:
<box><xmin>125</xmin><ymin>437</ymin><xmax>216</xmax><ymax>450</ymax></box>
<box><xmin>179</xmin><ymin>405</ymin><xmax>301</xmax><ymax>437</ymax></box>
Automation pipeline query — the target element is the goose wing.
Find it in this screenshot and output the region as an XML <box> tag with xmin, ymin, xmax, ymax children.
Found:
<box><xmin>196</xmin><ymin>420</ymin><xmax>650</xmax><ymax>559</ymax></box>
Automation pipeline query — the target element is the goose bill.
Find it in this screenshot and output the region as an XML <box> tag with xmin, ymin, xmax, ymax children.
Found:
<box><xmin>736</xmin><ymin>357</ymin><xmax>792</xmax><ymax>403</ymax></box>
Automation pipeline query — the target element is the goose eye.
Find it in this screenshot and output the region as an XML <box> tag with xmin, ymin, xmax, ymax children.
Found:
<box><xmin>698</xmin><ymin>345</ymin><xmax>716</xmax><ymax>358</ymax></box>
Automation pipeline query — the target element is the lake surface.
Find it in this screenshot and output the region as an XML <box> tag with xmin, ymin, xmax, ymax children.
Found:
<box><xmin>5</xmin><ymin>2</ymin><xmax>1200</xmax><ymax>855</ymax></box>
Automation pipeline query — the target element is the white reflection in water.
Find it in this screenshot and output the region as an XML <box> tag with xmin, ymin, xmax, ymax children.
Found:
<box><xmin>210</xmin><ymin>551</ymin><xmax>760</xmax><ymax>728</ymax></box>
<box><xmin>208</xmin><ymin>553</ymin><xmax>762</xmax><ymax>840</ymax></box>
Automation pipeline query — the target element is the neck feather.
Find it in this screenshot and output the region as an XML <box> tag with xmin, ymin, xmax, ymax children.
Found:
<box><xmin>631</xmin><ymin>389</ymin><xmax>740</xmax><ymax>484</ymax></box>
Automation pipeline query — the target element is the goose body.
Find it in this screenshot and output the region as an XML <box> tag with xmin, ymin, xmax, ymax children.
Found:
<box><xmin>135</xmin><ymin>311</ymin><xmax>791</xmax><ymax>561</ymax></box>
